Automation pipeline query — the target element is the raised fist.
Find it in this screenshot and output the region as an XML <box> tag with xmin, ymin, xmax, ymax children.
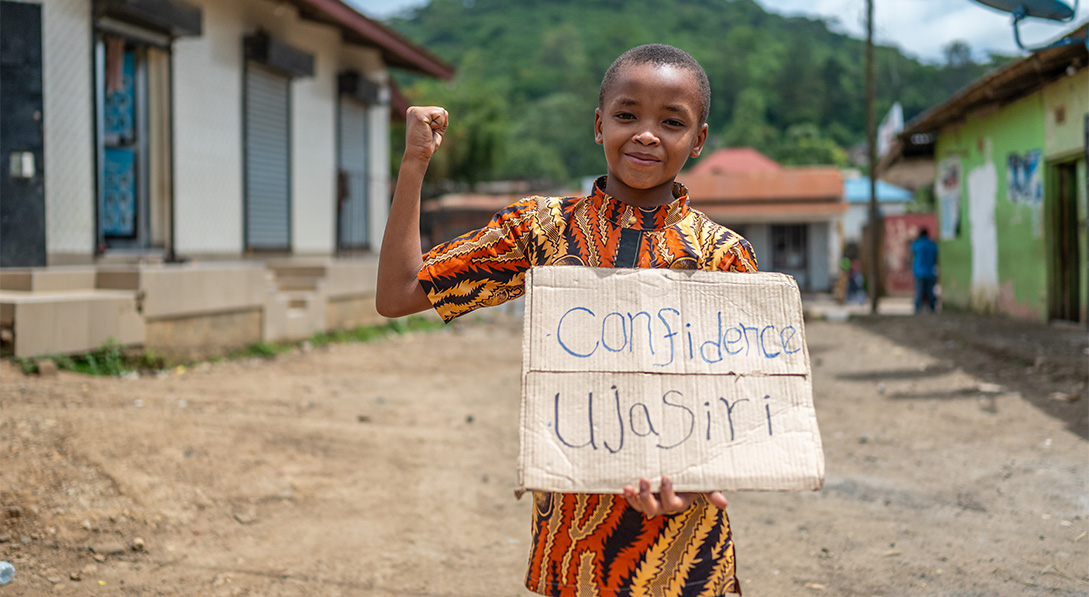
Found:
<box><xmin>404</xmin><ymin>106</ymin><xmax>448</xmax><ymax>162</ymax></box>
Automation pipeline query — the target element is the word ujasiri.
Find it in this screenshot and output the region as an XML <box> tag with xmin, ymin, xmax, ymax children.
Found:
<box><xmin>549</xmin><ymin>385</ymin><xmax>776</xmax><ymax>454</ymax></box>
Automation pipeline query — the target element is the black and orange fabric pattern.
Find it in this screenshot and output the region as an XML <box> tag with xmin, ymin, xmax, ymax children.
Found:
<box><xmin>417</xmin><ymin>176</ymin><xmax>757</xmax><ymax>596</ymax></box>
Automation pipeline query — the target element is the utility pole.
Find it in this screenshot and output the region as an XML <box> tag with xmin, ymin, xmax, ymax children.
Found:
<box><xmin>865</xmin><ymin>0</ymin><xmax>881</xmax><ymax>315</ymax></box>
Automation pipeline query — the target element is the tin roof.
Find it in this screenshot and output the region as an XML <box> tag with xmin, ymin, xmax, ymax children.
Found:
<box><xmin>843</xmin><ymin>177</ymin><xmax>913</xmax><ymax>203</ymax></box>
<box><xmin>900</xmin><ymin>22</ymin><xmax>1086</xmax><ymax>139</ymax></box>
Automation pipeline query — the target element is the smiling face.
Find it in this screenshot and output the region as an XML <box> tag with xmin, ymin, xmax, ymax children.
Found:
<box><xmin>595</xmin><ymin>62</ymin><xmax>708</xmax><ymax>208</ymax></box>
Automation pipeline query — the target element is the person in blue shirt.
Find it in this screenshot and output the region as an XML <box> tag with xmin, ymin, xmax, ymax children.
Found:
<box><xmin>911</xmin><ymin>228</ymin><xmax>938</xmax><ymax>313</ymax></box>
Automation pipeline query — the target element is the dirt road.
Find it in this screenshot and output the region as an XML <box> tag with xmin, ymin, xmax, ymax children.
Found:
<box><xmin>0</xmin><ymin>309</ymin><xmax>1085</xmax><ymax>596</ymax></box>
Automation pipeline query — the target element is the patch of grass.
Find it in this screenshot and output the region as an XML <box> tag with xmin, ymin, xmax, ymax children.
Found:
<box><xmin>309</xmin><ymin>315</ymin><xmax>444</xmax><ymax>348</ymax></box>
<box><xmin>15</xmin><ymin>357</ymin><xmax>36</xmax><ymax>375</ymax></box>
<box><xmin>15</xmin><ymin>340</ymin><xmax>133</xmax><ymax>377</ymax></box>
<box><xmin>12</xmin><ymin>316</ymin><xmax>446</xmax><ymax>377</ymax></box>
<box><xmin>59</xmin><ymin>339</ymin><xmax>128</xmax><ymax>377</ymax></box>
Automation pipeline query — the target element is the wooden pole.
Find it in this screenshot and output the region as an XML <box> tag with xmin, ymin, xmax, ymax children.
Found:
<box><xmin>866</xmin><ymin>0</ymin><xmax>881</xmax><ymax>315</ymax></box>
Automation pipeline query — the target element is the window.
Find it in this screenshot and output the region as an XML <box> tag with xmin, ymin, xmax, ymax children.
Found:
<box><xmin>771</xmin><ymin>224</ymin><xmax>807</xmax><ymax>271</ymax></box>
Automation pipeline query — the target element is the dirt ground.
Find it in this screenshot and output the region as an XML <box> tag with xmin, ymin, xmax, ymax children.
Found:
<box><xmin>0</xmin><ymin>305</ymin><xmax>1086</xmax><ymax>596</ymax></box>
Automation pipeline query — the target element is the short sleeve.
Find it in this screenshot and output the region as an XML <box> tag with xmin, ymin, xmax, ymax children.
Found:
<box><xmin>719</xmin><ymin>237</ymin><xmax>758</xmax><ymax>273</ymax></box>
<box><xmin>417</xmin><ymin>198</ymin><xmax>538</xmax><ymax>322</ymax></box>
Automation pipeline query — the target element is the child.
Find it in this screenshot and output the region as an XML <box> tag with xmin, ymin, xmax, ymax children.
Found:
<box><xmin>377</xmin><ymin>44</ymin><xmax>756</xmax><ymax>597</ymax></box>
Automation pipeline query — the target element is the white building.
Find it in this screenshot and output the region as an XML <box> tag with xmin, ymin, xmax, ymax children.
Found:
<box><xmin>0</xmin><ymin>0</ymin><xmax>452</xmax><ymax>358</ymax></box>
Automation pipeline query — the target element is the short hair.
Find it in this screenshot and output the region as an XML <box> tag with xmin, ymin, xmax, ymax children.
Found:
<box><xmin>599</xmin><ymin>44</ymin><xmax>711</xmax><ymax>125</ymax></box>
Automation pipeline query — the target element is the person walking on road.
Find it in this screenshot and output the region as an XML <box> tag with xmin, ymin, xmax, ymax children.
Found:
<box><xmin>911</xmin><ymin>228</ymin><xmax>938</xmax><ymax>313</ymax></box>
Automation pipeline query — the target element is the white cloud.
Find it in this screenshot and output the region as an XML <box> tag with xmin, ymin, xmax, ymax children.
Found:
<box><xmin>759</xmin><ymin>0</ymin><xmax>1088</xmax><ymax>62</ymax></box>
<box><xmin>347</xmin><ymin>0</ymin><xmax>1088</xmax><ymax>63</ymax></box>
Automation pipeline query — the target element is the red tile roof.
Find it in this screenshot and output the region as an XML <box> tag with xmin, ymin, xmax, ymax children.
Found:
<box><xmin>695</xmin><ymin>201</ymin><xmax>847</xmax><ymax>224</ymax></box>
<box><xmin>678</xmin><ymin>168</ymin><xmax>844</xmax><ymax>202</ymax></box>
<box><xmin>678</xmin><ymin>163</ymin><xmax>845</xmax><ymax>223</ymax></box>
<box><xmin>689</xmin><ymin>148</ymin><xmax>782</xmax><ymax>175</ymax></box>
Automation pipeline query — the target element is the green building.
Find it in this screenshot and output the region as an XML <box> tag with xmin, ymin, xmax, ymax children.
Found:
<box><xmin>896</xmin><ymin>25</ymin><xmax>1087</xmax><ymax>324</ymax></box>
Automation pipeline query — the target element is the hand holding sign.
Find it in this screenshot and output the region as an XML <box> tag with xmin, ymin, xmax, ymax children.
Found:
<box><xmin>622</xmin><ymin>476</ymin><xmax>728</xmax><ymax>517</ymax></box>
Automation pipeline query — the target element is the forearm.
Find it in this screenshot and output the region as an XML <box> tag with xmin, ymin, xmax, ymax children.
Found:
<box><xmin>375</xmin><ymin>156</ymin><xmax>432</xmax><ymax>318</ymax></box>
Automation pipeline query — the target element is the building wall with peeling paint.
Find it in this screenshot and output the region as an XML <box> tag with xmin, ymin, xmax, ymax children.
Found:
<box><xmin>1042</xmin><ymin>68</ymin><xmax>1088</xmax><ymax>322</ymax></box>
<box><xmin>932</xmin><ymin>68</ymin><xmax>1087</xmax><ymax>322</ymax></box>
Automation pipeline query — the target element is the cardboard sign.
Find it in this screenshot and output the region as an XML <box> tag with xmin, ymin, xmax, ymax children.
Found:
<box><xmin>519</xmin><ymin>267</ymin><xmax>824</xmax><ymax>494</ymax></box>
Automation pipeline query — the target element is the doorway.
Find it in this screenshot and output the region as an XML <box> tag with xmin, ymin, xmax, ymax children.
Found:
<box><xmin>1049</xmin><ymin>160</ymin><xmax>1083</xmax><ymax>323</ymax></box>
<box><xmin>337</xmin><ymin>96</ymin><xmax>370</xmax><ymax>251</ymax></box>
<box><xmin>94</xmin><ymin>34</ymin><xmax>173</xmax><ymax>253</ymax></box>
<box><xmin>0</xmin><ymin>1</ymin><xmax>45</xmax><ymax>267</ymax></box>
<box><xmin>244</xmin><ymin>62</ymin><xmax>291</xmax><ymax>251</ymax></box>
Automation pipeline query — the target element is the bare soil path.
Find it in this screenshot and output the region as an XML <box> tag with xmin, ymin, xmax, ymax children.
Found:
<box><xmin>0</xmin><ymin>310</ymin><xmax>1085</xmax><ymax>596</ymax></box>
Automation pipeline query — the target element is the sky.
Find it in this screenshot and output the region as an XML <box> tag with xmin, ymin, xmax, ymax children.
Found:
<box><xmin>345</xmin><ymin>0</ymin><xmax>1088</xmax><ymax>63</ymax></box>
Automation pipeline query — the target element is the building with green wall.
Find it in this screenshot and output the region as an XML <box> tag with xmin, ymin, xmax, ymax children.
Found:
<box><xmin>897</xmin><ymin>25</ymin><xmax>1087</xmax><ymax>324</ymax></box>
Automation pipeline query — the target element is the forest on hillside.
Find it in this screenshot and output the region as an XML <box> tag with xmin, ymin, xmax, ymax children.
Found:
<box><xmin>382</xmin><ymin>0</ymin><xmax>1009</xmax><ymax>186</ymax></box>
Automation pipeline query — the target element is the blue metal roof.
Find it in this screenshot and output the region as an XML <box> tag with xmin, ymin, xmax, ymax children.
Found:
<box><xmin>844</xmin><ymin>177</ymin><xmax>913</xmax><ymax>203</ymax></box>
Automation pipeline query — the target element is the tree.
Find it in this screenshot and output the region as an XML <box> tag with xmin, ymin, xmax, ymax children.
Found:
<box><xmin>769</xmin><ymin>37</ymin><xmax>824</xmax><ymax>128</ymax></box>
<box><xmin>943</xmin><ymin>41</ymin><xmax>974</xmax><ymax>68</ymax></box>
<box><xmin>385</xmin><ymin>0</ymin><xmax>1008</xmax><ymax>184</ymax></box>
<box><xmin>772</xmin><ymin>123</ymin><xmax>848</xmax><ymax>167</ymax></box>
<box><xmin>722</xmin><ymin>88</ymin><xmax>777</xmax><ymax>151</ymax></box>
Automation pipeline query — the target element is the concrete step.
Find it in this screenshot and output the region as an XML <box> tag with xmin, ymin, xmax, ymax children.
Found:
<box><xmin>0</xmin><ymin>267</ymin><xmax>97</xmax><ymax>292</ymax></box>
<box><xmin>269</xmin><ymin>264</ymin><xmax>327</xmax><ymax>279</ymax></box>
<box><xmin>275</xmin><ymin>276</ymin><xmax>321</xmax><ymax>292</ymax></box>
<box><xmin>0</xmin><ymin>290</ymin><xmax>145</xmax><ymax>358</ymax></box>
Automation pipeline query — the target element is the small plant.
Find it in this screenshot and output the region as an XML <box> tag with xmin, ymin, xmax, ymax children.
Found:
<box><xmin>61</xmin><ymin>339</ymin><xmax>129</xmax><ymax>377</ymax></box>
<box><xmin>15</xmin><ymin>358</ymin><xmax>35</xmax><ymax>375</ymax></box>
<box><xmin>136</xmin><ymin>348</ymin><xmax>166</xmax><ymax>370</ymax></box>
<box><xmin>246</xmin><ymin>341</ymin><xmax>282</xmax><ymax>358</ymax></box>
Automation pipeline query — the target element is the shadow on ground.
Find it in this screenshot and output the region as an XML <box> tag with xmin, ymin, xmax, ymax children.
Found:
<box><xmin>848</xmin><ymin>311</ymin><xmax>1088</xmax><ymax>440</ymax></box>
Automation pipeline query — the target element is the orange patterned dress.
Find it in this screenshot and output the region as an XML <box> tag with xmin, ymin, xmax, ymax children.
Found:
<box><xmin>418</xmin><ymin>177</ymin><xmax>757</xmax><ymax>596</ymax></box>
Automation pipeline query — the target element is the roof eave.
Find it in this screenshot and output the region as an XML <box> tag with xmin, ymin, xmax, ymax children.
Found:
<box><xmin>284</xmin><ymin>0</ymin><xmax>455</xmax><ymax>80</ymax></box>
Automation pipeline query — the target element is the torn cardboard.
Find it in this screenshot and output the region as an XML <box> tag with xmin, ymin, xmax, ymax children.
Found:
<box><xmin>519</xmin><ymin>266</ymin><xmax>824</xmax><ymax>494</ymax></box>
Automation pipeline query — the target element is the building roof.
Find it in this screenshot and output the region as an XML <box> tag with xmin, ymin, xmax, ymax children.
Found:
<box><xmin>283</xmin><ymin>0</ymin><xmax>454</xmax><ymax>79</ymax></box>
<box><xmin>678</xmin><ymin>168</ymin><xmax>843</xmax><ymax>202</ymax></box>
<box><xmin>677</xmin><ymin>167</ymin><xmax>845</xmax><ymax>224</ymax></box>
<box><xmin>899</xmin><ymin>22</ymin><xmax>1086</xmax><ymax>141</ymax></box>
<box><xmin>843</xmin><ymin>177</ymin><xmax>913</xmax><ymax>204</ymax></box>
<box><xmin>688</xmin><ymin>148</ymin><xmax>782</xmax><ymax>175</ymax></box>
<box><xmin>696</xmin><ymin>201</ymin><xmax>847</xmax><ymax>224</ymax></box>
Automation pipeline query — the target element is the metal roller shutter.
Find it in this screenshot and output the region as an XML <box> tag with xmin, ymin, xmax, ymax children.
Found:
<box><xmin>337</xmin><ymin>96</ymin><xmax>369</xmax><ymax>249</ymax></box>
<box><xmin>245</xmin><ymin>63</ymin><xmax>290</xmax><ymax>250</ymax></box>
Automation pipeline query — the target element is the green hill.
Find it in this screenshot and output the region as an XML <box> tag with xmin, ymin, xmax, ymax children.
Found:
<box><xmin>384</xmin><ymin>0</ymin><xmax>1007</xmax><ymax>184</ymax></box>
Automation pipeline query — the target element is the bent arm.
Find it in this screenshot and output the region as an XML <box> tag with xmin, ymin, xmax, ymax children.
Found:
<box><xmin>375</xmin><ymin>107</ymin><xmax>448</xmax><ymax>318</ymax></box>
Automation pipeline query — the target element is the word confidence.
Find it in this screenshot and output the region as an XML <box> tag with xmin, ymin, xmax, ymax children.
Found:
<box><xmin>551</xmin><ymin>387</ymin><xmax>775</xmax><ymax>454</ymax></box>
<box><xmin>552</xmin><ymin>307</ymin><xmax>802</xmax><ymax>365</ymax></box>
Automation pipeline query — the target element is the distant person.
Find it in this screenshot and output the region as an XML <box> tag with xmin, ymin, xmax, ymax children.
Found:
<box><xmin>846</xmin><ymin>258</ymin><xmax>866</xmax><ymax>304</ymax></box>
<box><xmin>911</xmin><ymin>228</ymin><xmax>938</xmax><ymax>313</ymax></box>
<box><xmin>377</xmin><ymin>45</ymin><xmax>754</xmax><ymax>595</ymax></box>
